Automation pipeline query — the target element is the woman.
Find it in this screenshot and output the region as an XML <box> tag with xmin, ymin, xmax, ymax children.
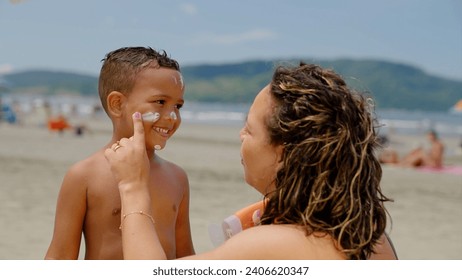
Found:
<box><xmin>105</xmin><ymin>63</ymin><xmax>396</xmax><ymax>260</ymax></box>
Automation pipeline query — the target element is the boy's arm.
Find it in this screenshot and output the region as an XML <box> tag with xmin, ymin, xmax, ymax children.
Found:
<box><xmin>45</xmin><ymin>164</ymin><xmax>87</xmax><ymax>259</ymax></box>
<box><xmin>174</xmin><ymin>169</ymin><xmax>195</xmax><ymax>258</ymax></box>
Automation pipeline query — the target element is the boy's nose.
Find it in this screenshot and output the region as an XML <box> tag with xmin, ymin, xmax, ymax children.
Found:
<box><xmin>170</xmin><ymin>111</ymin><xmax>178</xmax><ymax>121</ymax></box>
<box><xmin>166</xmin><ymin>111</ymin><xmax>178</xmax><ymax>120</ymax></box>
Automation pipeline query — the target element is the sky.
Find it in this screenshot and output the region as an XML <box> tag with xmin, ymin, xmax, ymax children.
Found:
<box><xmin>1</xmin><ymin>0</ymin><xmax>461</xmax><ymax>80</ymax></box>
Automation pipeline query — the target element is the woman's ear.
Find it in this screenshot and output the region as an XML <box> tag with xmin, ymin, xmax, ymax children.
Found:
<box><xmin>106</xmin><ymin>91</ymin><xmax>125</xmax><ymax>117</ymax></box>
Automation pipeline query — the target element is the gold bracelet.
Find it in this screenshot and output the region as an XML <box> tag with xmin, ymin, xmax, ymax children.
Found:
<box><xmin>119</xmin><ymin>210</ymin><xmax>155</xmax><ymax>230</ymax></box>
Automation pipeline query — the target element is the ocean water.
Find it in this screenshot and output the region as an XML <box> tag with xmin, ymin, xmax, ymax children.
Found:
<box><xmin>376</xmin><ymin>109</ymin><xmax>462</xmax><ymax>137</ymax></box>
<box><xmin>180</xmin><ymin>102</ymin><xmax>462</xmax><ymax>138</ymax></box>
<box><xmin>2</xmin><ymin>94</ymin><xmax>461</xmax><ymax>137</ymax></box>
<box><xmin>180</xmin><ymin>101</ymin><xmax>249</xmax><ymax>126</ymax></box>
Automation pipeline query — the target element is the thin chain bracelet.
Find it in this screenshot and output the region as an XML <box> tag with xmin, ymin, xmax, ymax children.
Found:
<box><xmin>119</xmin><ymin>210</ymin><xmax>155</xmax><ymax>230</ymax></box>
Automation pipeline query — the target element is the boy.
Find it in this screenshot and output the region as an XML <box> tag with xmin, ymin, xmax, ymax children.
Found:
<box><xmin>45</xmin><ymin>47</ymin><xmax>195</xmax><ymax>259</ymax></box>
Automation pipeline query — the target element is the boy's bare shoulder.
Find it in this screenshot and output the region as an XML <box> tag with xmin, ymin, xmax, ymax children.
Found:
<box><xmin>64</xmin><ymin>149</ymin><xmax>108</xmax><ymax>184</ymax></box>
<box><xmin>155</xmin><ymin>156</ymin><xmax>188</xmax><ymax>180</ymax></box>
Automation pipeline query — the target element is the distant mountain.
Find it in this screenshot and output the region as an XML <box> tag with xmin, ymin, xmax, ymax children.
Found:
<box><xmin>182</xmin><ymin>60</ymin><xmax>274</xmax><ymax>103</ymax></box>
<box><xmin>2</xmin><ymin>70</ymin><xmax>97</xmax><ymax>96</ymax></box>
<box><xmin>318</xmin><ymin>59</ymin><xmax>462</xmax><ymax>112</ymax></box>
<box><xmin>2</xmin><ymin>59</ymin><xmax>462</xmax><ymax>111</ymax></box>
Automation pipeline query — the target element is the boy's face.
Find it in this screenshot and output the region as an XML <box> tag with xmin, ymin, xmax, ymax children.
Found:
<box><xmin>123</xmin><ymin>66</ymin><xmax>185</xmax><ymax>152</ymax></box>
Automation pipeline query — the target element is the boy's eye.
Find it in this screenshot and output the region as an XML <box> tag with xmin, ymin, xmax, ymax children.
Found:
<box><xmin>151</xmin><ymin>99</ymin><xmax>183</xmax><ymax>110</ymax></box>
<box><xmin>154</xmin><ymin>100</ymin><xmax>166</xmax><ymax>105</ymax></box>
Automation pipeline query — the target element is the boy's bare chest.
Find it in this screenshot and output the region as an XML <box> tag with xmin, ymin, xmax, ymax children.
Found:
<box><xmin>85</xmin><ymin>168</ymin><xmax>183</xmax><ymax>219</ymax></box>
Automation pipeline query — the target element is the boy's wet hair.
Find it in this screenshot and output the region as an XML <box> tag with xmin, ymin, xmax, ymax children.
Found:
<box><xmin>260</xmin><ymin>62</ymin><xmax>390</xmax><ymax>260</ymax></box>
<box><xmin>98</xmin><ymin>46</ymin><xmax>180</xmax><ymax>114</ymax></box>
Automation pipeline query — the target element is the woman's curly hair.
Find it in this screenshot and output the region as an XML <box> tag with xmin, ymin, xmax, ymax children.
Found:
<box><xmin>259</xmin><ymin>62</ymin><xmax>391</xmax><ymax>260</ymax></box>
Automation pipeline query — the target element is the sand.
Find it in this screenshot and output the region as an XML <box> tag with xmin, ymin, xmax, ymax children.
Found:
<box><xmin>0</xmin><ymin>117</ymin><xmax>461</xmax><ymax>260</ymax></box>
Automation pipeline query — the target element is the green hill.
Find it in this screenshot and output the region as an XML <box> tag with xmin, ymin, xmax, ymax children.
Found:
<box><xmin>3</xmin><ymin>59</ymin><xmax>461</xmax><ymax>111</ymax></box>
<box><xmin>3</xmin><ymin>70</ymin><xmax>97</xmax><ymax>96</ymax></box>
<box><xmin>319</xmin><ymin>59</ymin><xmax>462</xmax><ymax>111</ymax></box>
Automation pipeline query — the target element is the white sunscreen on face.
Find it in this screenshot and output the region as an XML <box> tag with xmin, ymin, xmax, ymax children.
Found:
<box><xmin>169</xmin><ymin>111</ymin><xmax>177</xmax><ymax>120</ymax></box>
<box><xmin>142</xmin><ymin>112</ymin><xmax>162</xmax><ymax>150</ymax></box>
<box><xmin>142</xmin><ymin>112</ymin><xmax>160</xmax><ymax>123</ymax></box>
<box><xmin>172</xmin><ymin>74</ymin><xmax>185</xmax><ymax>89</ymax></box>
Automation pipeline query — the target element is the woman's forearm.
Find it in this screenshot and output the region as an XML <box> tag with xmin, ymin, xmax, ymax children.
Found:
<box><xmin>105</xmin><ymin>112</ymin><xmax>169</xmax><ymax>259</ymax></box>
<box><xmin>119</xmin><ymin>183</ymin><xmax>167</xmax><ymax>260</ymax></box>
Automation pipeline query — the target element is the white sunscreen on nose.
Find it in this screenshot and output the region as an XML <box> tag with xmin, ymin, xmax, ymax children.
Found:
<box><xmin>169</xmin><ymin>111</ymin><xmax>177</xmax><ymax>120</ymax></box>
<box><xmin>142</xmin><ymin>112</ymin><xmax>160</xmax><ymax>123</ymax></box>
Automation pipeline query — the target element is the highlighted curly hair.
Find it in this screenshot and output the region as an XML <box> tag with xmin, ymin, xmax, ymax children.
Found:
<box><xmin>260</xmin><ymin>62</ymin><xmax>391</xmax><ymax>260</ymax></box>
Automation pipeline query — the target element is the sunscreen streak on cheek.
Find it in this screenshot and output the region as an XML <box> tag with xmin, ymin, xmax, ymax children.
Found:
<box><xmin>142</xmin><ymin>112</ymin><xmax>160</xmax><ymax>123</ymax></box>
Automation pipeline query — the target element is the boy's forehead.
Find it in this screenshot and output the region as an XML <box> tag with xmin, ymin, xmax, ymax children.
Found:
<box><xmin>171</xmin><ymin>73</ymin><xmax>184</xmax><ymax>89</ymax></box>
<box><xmin>137</xmin><ymin>66</ymin><xmax>183</xmax><ymax>88</ymax></box>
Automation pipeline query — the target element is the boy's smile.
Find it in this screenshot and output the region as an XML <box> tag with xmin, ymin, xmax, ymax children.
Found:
<box><xmin>154</xmin><ymin>126</ymin><xmax>170</xmax><ymax>136</ymax></box>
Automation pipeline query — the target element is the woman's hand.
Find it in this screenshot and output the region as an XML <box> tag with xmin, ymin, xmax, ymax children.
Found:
<box><xmin>104</xmin><ymin>112</ymin><xmax>150</xmax><ymax>193</ymax></box>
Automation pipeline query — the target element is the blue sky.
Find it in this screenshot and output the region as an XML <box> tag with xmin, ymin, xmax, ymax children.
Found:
<box><xmin>1</xmin><ymin>0</ymin><xmax>461</xmax><ymax>80</ymax></box>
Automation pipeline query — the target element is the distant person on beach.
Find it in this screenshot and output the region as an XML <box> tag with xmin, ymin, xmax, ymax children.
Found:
<box><xmin>47</xmin><ymin>114</ymin><xmax>71</xmax><ymax>135</ymax></box>
<box><xmin>45</xmin><ymin>47</ymin><xmax>195</xmax><ymax>259</ymax></box>
<box><xmin>380</xmin><ymin>130</ymin><xmax>444</xmax><ymax>168</ymax></box>
<box><xmin>105</xmin><ymin>63</ymin><xmax>396</xmax><ymax>260</ymax></box>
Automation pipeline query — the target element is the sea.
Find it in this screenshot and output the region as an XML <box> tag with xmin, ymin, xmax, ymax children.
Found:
<box><xmin>1</xmin><ymin>94</ymin><xmax>462</xmax><ymax>138</ymax></box>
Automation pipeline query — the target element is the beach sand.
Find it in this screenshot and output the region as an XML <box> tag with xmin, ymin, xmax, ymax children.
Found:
<box><xmin>0</xmin><ymin>117</ymin><xmax>461</xmax><ymax>260</ymax></box>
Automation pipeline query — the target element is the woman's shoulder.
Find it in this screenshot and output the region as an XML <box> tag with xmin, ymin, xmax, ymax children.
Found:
<box><xmin>246</xmin><ymin>225</ymin><xmax>345</xmax><ymax>259</ymax></box>
<box><xmin>193</xmin><ymin>224</ymin><xmax>345</xmax><ymax>260</ymax></box>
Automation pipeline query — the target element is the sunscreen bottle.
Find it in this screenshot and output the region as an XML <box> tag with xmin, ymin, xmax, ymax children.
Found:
<box><xmin>222</xmin><ymin>200</ymin><xmax>264</xmax><ymax>239</ymax></box>
<box><xmin>208</xmin><ymin>200</ymin><xmax>265</xmax><ymax>246</ymax></box>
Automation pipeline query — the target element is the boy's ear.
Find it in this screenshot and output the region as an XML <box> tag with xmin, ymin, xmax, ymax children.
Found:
<box><xmin>106</xmin><ymin>91</ymin><xmax>125</xmax><ymax>117</ymax></box>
